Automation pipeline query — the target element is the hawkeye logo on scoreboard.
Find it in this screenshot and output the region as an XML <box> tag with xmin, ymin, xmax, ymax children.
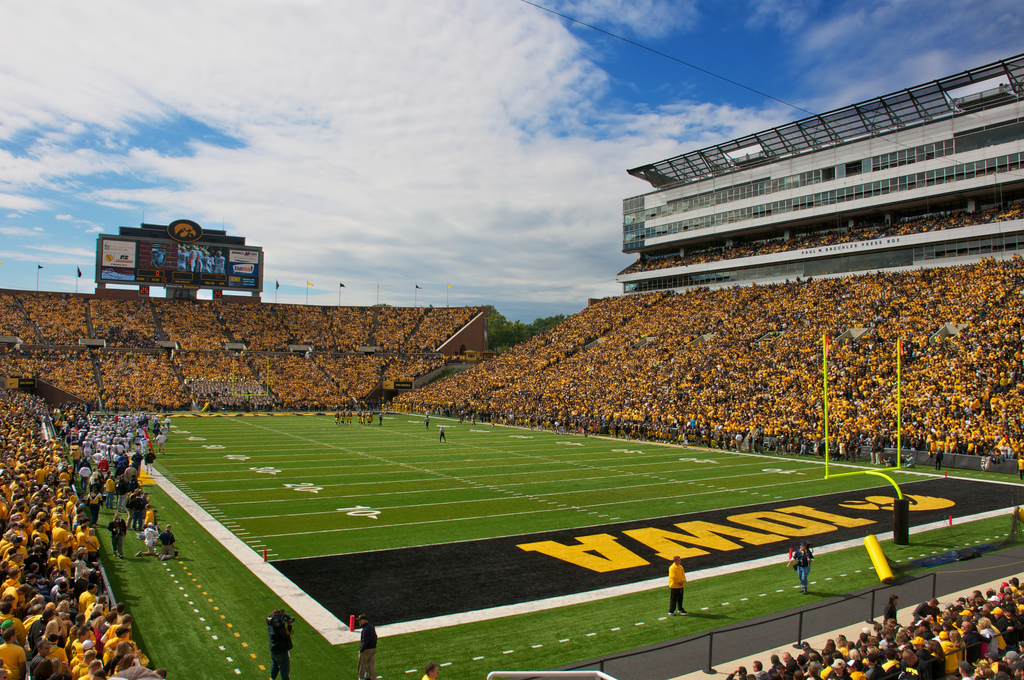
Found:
<box><xmin>167</xmin><ymin>219</ymin><xmax>204</xmax><ymax>243</ymax></box>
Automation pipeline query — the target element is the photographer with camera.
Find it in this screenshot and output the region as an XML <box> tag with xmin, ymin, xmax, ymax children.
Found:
<box><xmin>786</xmin><ymin>542</ymin><xmax>814</xmax><ymax>595</ymax></box>
<box><xmin>267</xmin><ymin>609</ymin><xmax>294</xmax><ymax>680</ymax></box>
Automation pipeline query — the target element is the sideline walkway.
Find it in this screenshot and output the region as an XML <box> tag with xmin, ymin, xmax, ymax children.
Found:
<box><xmin>569</xmin><ymin>543</ymin><xmax>1024</xmax><ymax>680</ymax></box>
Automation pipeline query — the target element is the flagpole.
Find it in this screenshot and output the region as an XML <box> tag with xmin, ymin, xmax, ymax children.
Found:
<box><xmin>338</xmin><ymin>283</ymin><xmax>341</xmax><ymax>307</ymax></box>
<box><xmin>446</xmin><ymin>282</ymin><xmax>450</xmax><ymax>307</ymax></box>
<box><xmin>376</xmin><ymin>283</ymin><xmax>379</xmax><ymax>306</ymax></box>
<box><xmin>36</xmin><ymin>265</ymin><xmax>40</xmax><ymax>292</ymax></box>
<box><xmin>305</xmin><ymin>282</ymin><xmax>308</xmax><ymax>305</ymax></box>
<box><xmin>822</xmin><ymin>332</ymin><xmax>830</xmax><ymax>478</ymax></box>
<box><xmin>897</xmin><ymin>338</ymin><xmax>902</xmax><ymax>468</ymax></box>
<box><xmin>75</xmin><ymin>268</ymin><xmax>79</xmax><ymax>294</ymax></box>
<box><xmin>414</xmin><ymin>284</ymin><xmax>417</xmax><ymax>308</ymax></box>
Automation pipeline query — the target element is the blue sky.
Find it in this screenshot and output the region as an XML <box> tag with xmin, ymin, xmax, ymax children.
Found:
<box><xmin>1</xmin><ymin>0</ymin><xmax>1023</xmax><ymax>321</ymax></box>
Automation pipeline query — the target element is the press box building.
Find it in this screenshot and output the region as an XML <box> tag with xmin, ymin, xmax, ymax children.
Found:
<box><xmin>617</xmin><ymin>54</ymin><xmax>1024</xmax><ymax>293</ymax></box>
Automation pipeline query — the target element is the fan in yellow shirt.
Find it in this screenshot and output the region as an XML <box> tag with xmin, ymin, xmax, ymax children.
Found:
<box><xmin>668</xmin><ymin>555</ymin><xmax>687</xmax><ymax>616</ymax></box>
<box><xmin>0</xmin><ymin>625</ymin><xmax>26</xmax><ymax>680</ymax></box>
<box><xmin>77</xmin><ymin>585</ymin><xmax>98</xmax><ymax>618</ymax></box>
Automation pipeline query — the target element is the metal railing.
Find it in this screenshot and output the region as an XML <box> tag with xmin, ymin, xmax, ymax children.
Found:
<box><xmin>488</xmin><ymin>673</ymin><xmax>621</xmax><ymax>680</ymax></box>
<box><xmin>563</xmin><ymin>572</ymin><xmax>943</xmax><ymax>680</ymax></box>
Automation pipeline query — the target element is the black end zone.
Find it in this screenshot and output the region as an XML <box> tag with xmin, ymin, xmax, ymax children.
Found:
<box><xmin>272</xmin><ymin>476</ymin><xmax>1017</xmax><ymax>626</ymax></box>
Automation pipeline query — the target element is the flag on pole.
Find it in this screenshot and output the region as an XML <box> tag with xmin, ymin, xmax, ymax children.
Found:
<box><xmin>77</xmin><ymin>267</ymin><xmax>82</xmax><ymax>278</ymax></box>
<box><xmin>37</xmin><ymin>264</ymin><xmax>44</xmax><ymax>270</ymax></box>
<box><xmin>447</xmin><ymin>283</ymin><xmax>451</xmax><ymax>289</ymax></box>
<box><xmin>415</xmin><ymin>284</ymin><xmax>422</xmax><ymax>289</ymax></box>
<box><xmin>306</xmin><ymin>281</ymin><xmax>314</xmax><ymax>287</ymax></box>
<box><xmin>377</xmin><ymin>283</ymin><xmax>380</xmax><ymax>292</ymax></box>
<box><xmin>275</xmin><ymin>280</ymin><xmax>280</xmax><ymax>290</ymax></box>
<box><xmin>339</xmin><ymin>282</ymin><xmax>346</xmax><ymax>288</ymax></box>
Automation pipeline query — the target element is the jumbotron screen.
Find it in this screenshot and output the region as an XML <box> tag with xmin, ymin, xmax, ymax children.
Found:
<box><xmin>95</xmin><ymin>220</ymin><xmax>264</xmax><ymax>292</ymax></box>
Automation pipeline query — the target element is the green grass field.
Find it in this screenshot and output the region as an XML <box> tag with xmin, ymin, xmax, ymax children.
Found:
<box><xmin>156</xmin><ymin>414</ymin><xmax>926</xmax><ymax>560</ymax></box>
<box><xmin>93</xmin><ymin>413</ymin><xmax>1021</xmax><ymax>679</ymax></box>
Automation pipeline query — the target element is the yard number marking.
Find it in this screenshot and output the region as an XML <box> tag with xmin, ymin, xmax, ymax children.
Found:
<box><xmin>337</xmin><ymin>506</ymin><xmax>381</xmax><ymax>519</ymax></box>
<box><xmin>284</xmin><ymin>483</ymin><xmax>322</xmax><ymax>493</ymax></box>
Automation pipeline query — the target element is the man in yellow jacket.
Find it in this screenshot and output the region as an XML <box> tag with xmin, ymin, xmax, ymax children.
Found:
<box><xmin>669</xmin><ymin>555</ymin><xmax>687</xmax><ymax>616</ymax></box>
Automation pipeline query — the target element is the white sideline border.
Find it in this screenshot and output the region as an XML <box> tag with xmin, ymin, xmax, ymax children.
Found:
<box><xmin>149</xmin><ymin>467</ymin><xmax>359</xmax><ymax>645</ymax></box>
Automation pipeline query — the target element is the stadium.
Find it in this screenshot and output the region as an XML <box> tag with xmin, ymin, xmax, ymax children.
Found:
<box><xmin>3</xmin><ymin>50</ymin><xmax>1024</xmax><ymax>680</ymax></box>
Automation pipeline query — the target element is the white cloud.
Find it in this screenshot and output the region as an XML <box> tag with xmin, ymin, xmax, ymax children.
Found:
<box><xmin>0</xmin><ymin>1</ymin><xmax>701</xmax><ymax>310</ymax></box>
<box><xmin>746</xmin><ymin>0</ymin><xmax>820</xmax><ymax>33</ymax></box>
<box><xmin>550</xmin><ymin>0</ymin><xmax>701</xmax><ymax>39</ymax></box>
<box><xmin>0</xmin><ymin>227</ymin><xmax>37</xmax><ymax>237</ymax></box>
<box><xmin>2</xmin><ymin>243</ymin><xmax>95</xmax><ymax>267</ymax></box>
<box><xmin>1</xmin><ymin>1</ymin><xmax>1013</xmax><ymax>314</ymax></box>
<box><xmin>0</xmin><ymin>193</ymin><xmax>47</xmax><ymax>211</ymax></box>
<box><xmin>787</xmin><ymin>0</ymin><xmax>1024</xmax><ymax>110</ymax></box>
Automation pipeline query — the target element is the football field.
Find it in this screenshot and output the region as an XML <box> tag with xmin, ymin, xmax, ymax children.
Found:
<box><xmin>127</xmin><ymin>412</ymin><xmax>1022</xmax><ymax>679</ymax></box>
<box><xmin>156</xmin><ymin>412</ymin><xmax>1013</xmax><ymax>627</ymax></box>
<box><xmin>159</xmin><ymin>413</ymin><xmax>914</xmax><ymax>562</ymax></box>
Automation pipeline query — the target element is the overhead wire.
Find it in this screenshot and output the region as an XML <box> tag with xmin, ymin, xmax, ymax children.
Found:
<box><xmin>517</xmin><ymin>0</ymin><xmax>815</xmax><ymax>116</ymax></box>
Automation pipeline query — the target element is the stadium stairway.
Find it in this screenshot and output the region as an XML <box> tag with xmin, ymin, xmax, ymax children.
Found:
<box><xmin>404</xmin><ymin>308</ymin><xmax>428</xmax><ymax>352</ymax></box>
<box><xmin>147</xmin><ymin>298</ymin><xmax>170</xmax><ymax>341</ymax></box>
<box><xmin>569</xmin><ymin>543</ymin><xmax>1024</xmax><ymax>680</ymax></box>
<box><xmin>12</xmin><ymin>296</ymin><xmax>44</xmax><ymax>344</ymax></box>
<box><xmin>89</xmin><ymin>351</ymin><xmax>105</xmax><ymax>409</ymax></box>
<box><xmin>83</xmin><ymin>301</ymin><xmax>96</xmax><ymax>337</ymax></box>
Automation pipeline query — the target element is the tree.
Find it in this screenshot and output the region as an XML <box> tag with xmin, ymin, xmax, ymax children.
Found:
<box><xmin>486</xmin><ymin>306</ymin><xmax>563</xmax><ymax>353</ymax></box>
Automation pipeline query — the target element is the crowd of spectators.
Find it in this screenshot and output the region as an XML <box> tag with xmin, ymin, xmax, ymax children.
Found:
<box><xmin>621</xmin><ymin>203</ymin><xmax>1024</xmax><ymax>276</ymax></box>
<box><xmin>744</xmin><ymin>582</ymin><xmax>1024</xmax><ymax>680</ymax></box>
<box><xmin>0</xmin><ymin>290</ymin><xmax>473</xmax><ymax>412</ymax></box>
<box><xmin>214</xmin><ymin>303</ymin><xmax>289</xmax><ymax>352</ymax></box>
<box><xmin>178</xmin><ymin>351</ymin><xmax>274</xmax><ymax>410</ymax></box>
<box><xmin>0</xmin><ymin>350</ymin><xmax>98</xmax><ymax>403</ymax></box>
<box><xmin>97</xmin><ymin>353</ymin><xmax>186</xmax><ymax>413</ymax></box>
<box><xmin>382</xmin><ymin>355</ymin><xmax>446</xmax><ymax>382</ymax></box>
<box><xmin>314</xmin><ymin>355</ymin><xmax>387</xmax><ymax>406</ymax></box>
<box><xmin>404</xmin><ymin>307</ymin><xmax>476</xmax><ymax>352</ymax></box>
<box><xmin>399</xmin><ymin>257</ymin><xmax>1024</xmax><ymax>457</ymax></box>
<box><xmin>0</xmin><ymin>389</ymin><xmax>167</xmax><ymax>678</ymax></box>
<box><xmin>0</xmin><ymin>296</ymin><xmax>39</xmax><ymax>343</ymax></box>
<box><xmin>87</xmin><ymin>301</ymin><xmax>157</xmax><ymax>350</ymax></box>
<box><xmin>373</xmin><ymin>308</ymin><xmax>424</xmax><ymax>353</ymax></box>
<box><xmin>18</xmin><ymin>295</ymin><xmax>88</xmax><ymax>347</ymax></box>
<box><xmin>150</xmin><ymin>300</ymin><xmax>227</xmax><ymax>351</ymax></box>
<box><xmin>276</xmin><ymin>306</ymin><xmax>373</xmax><ymax>351</ymax></box>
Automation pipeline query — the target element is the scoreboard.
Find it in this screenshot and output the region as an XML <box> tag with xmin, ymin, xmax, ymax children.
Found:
<box><xmin>96</xmin><ymin>220</ymin><xmax>264</xmax><ymax>294</ymax></box>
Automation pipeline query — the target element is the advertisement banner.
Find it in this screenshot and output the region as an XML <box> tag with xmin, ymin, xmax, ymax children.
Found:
<box><xmin>101</xmin><ymin>240</ymin><xmax>136</xmax><ymax>269</ymax></box>
<box><xmin>229</xmin><ymin>263</ymin><xmax>258</xmax><ymax>276</ymax></box>
<box><xmin>229</xmin><ymin>249</ymin><xmax>260</xmax><ymax>264</ymax></box>
<box><xmin>101</xmin><ymin>267</ymin><xmax>137</xmax><ymax>282</ymax></box>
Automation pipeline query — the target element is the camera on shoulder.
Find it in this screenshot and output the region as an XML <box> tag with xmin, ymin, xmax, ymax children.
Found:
<box><xmin>267</xmin><ymin>609</ymin><xmax>295</xmax><ymax>627</ymax></box>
